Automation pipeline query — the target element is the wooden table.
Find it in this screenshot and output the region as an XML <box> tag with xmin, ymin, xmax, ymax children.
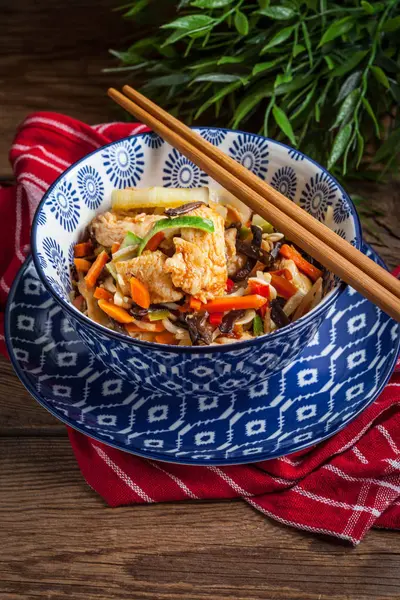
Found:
<box><xmin>1</xmin><ymin>2</ymin><xmax>400</xmax><ymax>599</ymax></box>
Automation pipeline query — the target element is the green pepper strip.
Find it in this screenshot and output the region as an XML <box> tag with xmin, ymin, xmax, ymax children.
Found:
<box><xmin>120</xmin><ymin>230</ymin><xmax>143</xmax><ymax>250</ymax></box>
<box><xmin>253</xmin><ymin>315</ymin><xmax>264</xmax><ymax>337</ymax></box>
<box><xmin>137</xmin><ymin>216</ymin><xmax>215</xmax><ymax>256</ymax></box>
<box><xmin>148</xmin><ymin>309</ymin><xmax>170</xmax><ymax>322</ymax></box>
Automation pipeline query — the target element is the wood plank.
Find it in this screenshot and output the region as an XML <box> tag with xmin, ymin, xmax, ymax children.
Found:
<box><xmin>349</xmin><ymin>180</ymin><xmax>400</xmax><ymax>271</ymax></box>
<box><xmin>1</xmin><ymin>436</ymin><xmax>400</xmax><ymax>600</ymax></box>
<box><xmin>0</xmin><ymin>357</ymin><xmax>64</xmax><ymax>435</ymax></box>
<box><xmin>0</xmin><ymin>0</ymin><xmax>131</xmax><ymax>177</ymax></box>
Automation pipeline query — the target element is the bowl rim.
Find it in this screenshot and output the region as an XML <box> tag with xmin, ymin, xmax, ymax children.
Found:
<box><xmin>31</xmin><ymin>126</ymin><xmax>362</xmax><ymax>355</ymax></box>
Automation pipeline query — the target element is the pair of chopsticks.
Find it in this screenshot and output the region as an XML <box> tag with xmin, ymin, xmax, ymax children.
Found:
<box><xmin>108</xmin><ymin>85</ymin><xmax>400</xmax><ymax>322</ymax></box>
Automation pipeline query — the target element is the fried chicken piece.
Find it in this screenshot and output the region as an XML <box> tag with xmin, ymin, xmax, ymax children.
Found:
<box><xmin>164</xmin><ymin>205</ymin><xmax>227</xmax><ymax>302</ymax></box>
<box><xmin>90</xmin><ymin>211</ymin><xmax>162</xmax><ymax>247</ymax></box>
<box><xmin>115</xmin><ymin>250</ymin><xmax>183</xmax><ymax>304</ymax></box>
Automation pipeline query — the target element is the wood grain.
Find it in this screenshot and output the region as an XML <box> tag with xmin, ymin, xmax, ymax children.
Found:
<box><xmin>0</xmin><ymin>358</ymin><xmax>64</xmax><ymax>436</ymax></box>
<box><xmin>1</xmin><ymin>436</ymin><xmax>400</xmax><ymax>600</ymax></box>
<box><xmin>1</xmin><ymin>1</ymin><xmax>400</xmax><ymax>598</ymax></box>
<box><xmin>0</xmin><ymin>0</ymin><xmax>131</xmax><ymax>178</ymax></box>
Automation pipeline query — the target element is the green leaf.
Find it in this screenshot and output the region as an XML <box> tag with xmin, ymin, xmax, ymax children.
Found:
<box><xmin>371</xmin><ymin>65</ymin><xmax>390</xmax><ymax>89</ymax></box>
<box><xmin>123</xmin><ymin>0</ymin><xmax>149</xmax><ymax>18</ymax></box>
<box><xmin>194</xmin><ymin>80</ymin><xmax>242</xmax><ymax>118</ymax></box>
<box><xmin>272</xmin><ymin>104</ymin><xmax>297</xmax><ymax>145</ymax></box>
<box><xmin>258</xmin><ymin>0</ymin><xmax>270</xmax><ymax>8</ymax></box>
<box><xmin>376</xmin><ymin>55</ymin><xmax>400</xmax><ymax>74</ymax></box>
<box><xmin>162</xmin><ymin>28</ymin><xmax>204</xmax><ymax>46</ymax></box>
<box><xmin>188</xmin><ymin>58</ymin><xmax>218</xmax><ymax>70</ymax></box>
<box><xmin>291</xmin><ymin>83</ymin><xmax>316</xmax><ymax>120</ymax></box>
<box><xmin>373</xmin><ymin>127</ymin><xmax>400</xmax><ymax>163</ymax></box>
<box><xmin>361</xmin><ymin>1</ymin><xmax>374</xmax><ymax>14</ymax></box>
<box><xmin>234</xmin><ymin>10</ymin><xmax>249</xmax><ymax>36</ymax></box>
<box><xmin>144</xmin><ymin>74</ymin><xmax>191</xmax><ymax>88</ymax></box>
<box><xmin>192</xmin><ymin>73</ymin><xmax>244</xmax><ymax>83</ymax></box>
<box><xmin>109</xmin><ymin>49</ymin><xmax>143</xmax><ymax>64</ymax></box>
<box><xmin>274</xmin><ymin>72</ymin><xmax>293</xmax><ymax>88</ymax></box>
<box><xmin>257</xmin><ymin>6</ymin><xmax>296</xmax><ymax>20</ymax></box>
<box><xmin>293</xmin><ymin>43</ymin><xmax>305</xmax><ymax>57</ymax></box>
<box><xmin>356</xmin><ymin>130</ymin><xmax>365</xmax><ymax>168</ymax></box>
<box><xmin>191</xmin><ymin>0</ymin><xmax>233</xmax><ymax>7</ymax></box>
<box><xmin>382</xmin><ymin>16</ymin><xmax>400</xmax><ymax>32</ymax></box>
<box><xmin>233</xmin><ymin>84</ymin><xmax>274</xmax><ymax>128</ymax></box>
<box><xmin>331</xmin><ymin>50</ymin><xmax>368</xmax><ymax>77</ymax></box>
<box><xmin>328</xmin><ymin>122</ymin><xmax>352</xmax><ymax>169</ymax></box>
<box><xmin>162</xmin><ymin>15</ymin><xmax>215</xmax><ymax>30</ymax></box>
<box><xmin>335</xmin><ymin>71</ymin><xmax>362</xmax><ymax>105</ymax></box>
<box><xmin>301</xmin><ymin>22</ymin><xmax>313</xmax><ymax>67</ymax></box>
<box><xmin>331</xmin><ymin>89</ymin><xmax>359</xmax><ymax>130</ymax></box>
<box><xmin>362</xmin><ymin>97</ymin><xmax>380</xmax><ymax>138</ymax></box>
<box><xmin>261</xmin><ymin>26</ymin><xmax>295</xmax><ymax>54</ymax></box>
<box><xmin>319</xmin><ymin>17</ymin><xmax>354</xmax><ymax>47</ymax></box>
<box><xmin>324</xmin><ymin>56</ymin><xmax>335</xmax><ymax>70</ymax></box>
<box><xmin>252</xmin><ymin>57</ymin><xmax>284</xmax><ymax>75</ymax></box>
<box><xmin>263</xmin><ymin>97</ymin><xmax>275</xmax><ymax>136</ymax></box>
<box><xmin>217</xmin><ymin>56</ymin><xmax>244</xmax><ymax>65</ymax></box>
<box><xmin>275</xmin><ymin>73</ymin><xmax>314</xmax><ymax>95</ymax></box>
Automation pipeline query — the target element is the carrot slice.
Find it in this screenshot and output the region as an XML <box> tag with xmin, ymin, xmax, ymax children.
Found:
<box><xmin>74</xmin><ymin>258</ymin><xmax>92</xmax><ymax>272</ymax></box>
<box><xmin>189</xmin><ymin>297</ymin><xmax>202</xmax><ymax>311</ymax></box>
<box><xmin>84</xmin><ymin>250</ymin><xmax>109</xmax><ymax>288</ymax></box>
<box><xmin>130</xmin><ymin>277</ymin><xmax>150</xmax><ymax>309</ymax></box>
<box><xmin>125</xmin><ymin>321</ymin><xmax>165</xmax><ymax>333</ymax></box>
<box><xmin>145</xmin><ymin>231</ymin><xmax>165</xmax><ymax>252</ymax></box>
<box><xmin>111</xmin><ymin>242</ymin><xmax>120</xmax><ymax>254</ymax></box>
<box><xmin>283</xmin><ymin>268</ymin><xmax>293</xmax><ymax>281</ymax></box>
<box><xmin>74</xmin><ymin>241</ymin><xmax>93</xmax><ymax>258</ymax></box>
<box><xmin>155</xmin><ymin>332</ymin><xmax>176</xmax><ymax>345</ymax></box>
<box><xmin>204</xmin><ymin>294</ymin><xmax>268</xmax><ymax>313</ymax></box>
<box><xmin>94</xmin><ymin>287</ymin><xmax>113</xmax><ymax>301</ymax></box>
<box><xmin>97</xmin><ymin>299</ymin><xmax>133</xmax><ymax>323</ymax></box>
<box><xmin>270</xmin><ymin>274</ymin><xmax>297</xmax><ymax>299</ymax></box>
<box><xmin>279</xmin><ymin>244</ymin><xmax>322</xmax><ymax>282</ymax></box>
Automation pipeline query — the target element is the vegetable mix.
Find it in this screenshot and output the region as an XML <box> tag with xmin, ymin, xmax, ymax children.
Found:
<box><xmin>70</xmin><ymin>186</ymin><xmax>325</xmax><ymax>346</ymax></box>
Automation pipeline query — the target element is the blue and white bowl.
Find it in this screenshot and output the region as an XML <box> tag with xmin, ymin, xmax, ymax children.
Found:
<box><xmin>31</xmin><ymin>128</ymin><xmax>361</xmax><ymax>397</ymax></box>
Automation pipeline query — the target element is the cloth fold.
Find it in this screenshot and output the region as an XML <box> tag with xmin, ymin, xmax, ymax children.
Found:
<box><xmin>1</xmin><ymin>111</ymin><xmax>400</xmax><ymax>545</ymax></box>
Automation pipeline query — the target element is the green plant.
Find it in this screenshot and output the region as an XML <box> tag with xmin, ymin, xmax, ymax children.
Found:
<box><xmin>109</xmin><ymin>0</ymin><xmax>400</xmax><ymax>180</ymax></box>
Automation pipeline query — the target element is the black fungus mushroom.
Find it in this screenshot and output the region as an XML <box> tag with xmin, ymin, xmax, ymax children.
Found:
<box><xmin>232</xmin><ymin>258</ymin><xmax>256</xmax><ymax>281</ymax></box>
<box><xmin>185</xmin><ymin>313</ymin><xmax>213</xmax><ymax>345</ymax></box>
<box><xmin>129</xmin><ymin>306</ymin><xmax>148</xmax><ymax>320</ymax></box>
<box><xmin>250</xmin><ymin>225</ymin><xmax>262</xmax><ymax>248</ymax></box>
<box><xmin>219</xmin><ymin>310</ymin><xmax>245</xmax><ymax>334</ymax></box>
<box><xmin>165</xmin><ymin>202</ymin><xmax>204</xmax><ymax>217</ymax></box>
<box><xmin>270</xmin><ymin>299</ymin><xmax>290</xmax><ymax>328</ymax></box>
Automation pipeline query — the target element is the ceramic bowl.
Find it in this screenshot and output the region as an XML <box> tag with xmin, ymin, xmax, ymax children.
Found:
<box><xmin>31</xmin><ymin>128</ymin><xmax>361</xmax><ymax>397</ymax></box>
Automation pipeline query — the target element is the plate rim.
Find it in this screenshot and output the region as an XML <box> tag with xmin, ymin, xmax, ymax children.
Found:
<box><xmin>5</xmin><ymin>248</ymin><xmax>400</xmax><ymax>466</ymax></box>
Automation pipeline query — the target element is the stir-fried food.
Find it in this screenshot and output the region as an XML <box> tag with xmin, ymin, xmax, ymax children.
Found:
<box><xmin>70</xmin><ymin>186</ymin><xmax>325</xmax><ymax>346</ymax></box>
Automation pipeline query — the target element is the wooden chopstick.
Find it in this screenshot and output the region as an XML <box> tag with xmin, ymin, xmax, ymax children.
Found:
<box><xmin>122</xmin><ymin>85</ymin><xmax>400</xmax><ymax>304</ymax></box>
<box><xmin>108</xmin><ymin>87</ymin><xmax>400</xmax><ymax>322</ymax></box>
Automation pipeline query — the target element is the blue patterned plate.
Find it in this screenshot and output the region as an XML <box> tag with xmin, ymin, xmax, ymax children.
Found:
<box><xmin>6</xmin><ymin>247</ymin><xmax>399</xmax><ymax>465</ymax></box>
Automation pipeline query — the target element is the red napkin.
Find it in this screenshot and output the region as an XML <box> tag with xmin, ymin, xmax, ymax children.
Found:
<box><xmin>1</xmin><ymin>112</ymin><xmax>400</xmax><ymax>545</ymax></box>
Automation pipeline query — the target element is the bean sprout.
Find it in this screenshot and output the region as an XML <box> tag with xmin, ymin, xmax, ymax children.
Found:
<box><xmin>235</xmin><ymin>309</ymin><xmax>256</xmax><ymax>325</ymax></box>
<box><xmin>162</xmin><ymin>318</ymin><xmax>186</xmax><ymax>335</ymax></box>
